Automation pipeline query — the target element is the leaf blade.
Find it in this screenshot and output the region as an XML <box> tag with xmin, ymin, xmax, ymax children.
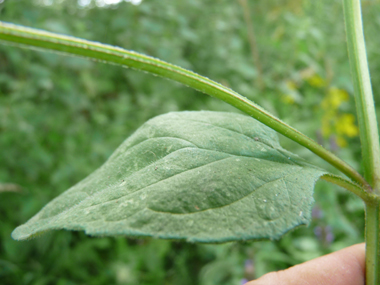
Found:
<box><xmin>12</xmin><ymin>111</ymin><xmax>325</xmax><ymax>242</ymax></box>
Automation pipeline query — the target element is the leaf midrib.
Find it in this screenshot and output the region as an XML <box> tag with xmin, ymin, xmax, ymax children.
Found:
<box><xmin>147</xmin><ymin>168</ymin><xmax>299</xmax><ymax>216</ymax></box>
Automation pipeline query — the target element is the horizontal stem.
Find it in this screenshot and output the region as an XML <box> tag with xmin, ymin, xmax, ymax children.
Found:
<box><xmin>0</xmin><ymin>21</ymin><xmax>370</xmax><ymax>190</ymax></box>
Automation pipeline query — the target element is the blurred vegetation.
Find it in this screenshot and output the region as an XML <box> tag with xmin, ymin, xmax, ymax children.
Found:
<box><xmin>1</xmin><ymin>0</ymin><xmax>379</xmax><ymax>284</ymax></box>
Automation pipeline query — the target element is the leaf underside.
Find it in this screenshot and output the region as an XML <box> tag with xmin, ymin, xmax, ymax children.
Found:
<box><xmin>12</xmin><ymin>111</ymin><xmax>325</xmax><ymax>242</ymax></box>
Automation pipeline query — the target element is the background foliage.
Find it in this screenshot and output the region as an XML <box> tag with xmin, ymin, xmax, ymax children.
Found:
<box><xmin>0</xmin><ymin>0</ymin><xmax>379</xmax><ymax>284</ymax></box>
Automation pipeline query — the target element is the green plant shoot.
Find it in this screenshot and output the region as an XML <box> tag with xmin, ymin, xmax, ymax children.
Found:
<box><xmin>0</xmin><ymin>0</ymin><xmax>379</xmax><ymax>283</ymax></box>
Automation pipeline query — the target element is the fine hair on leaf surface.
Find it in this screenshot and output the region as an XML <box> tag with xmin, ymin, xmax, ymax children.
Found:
<box><xmin>12</xmin><ymin>112</ymin><xmax>325</xmax><ymax>242</ymax></box>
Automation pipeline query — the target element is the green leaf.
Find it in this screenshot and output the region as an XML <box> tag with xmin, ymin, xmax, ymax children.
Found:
<box><xmin>0</xmin><ymin>183</ymin><xmax>22</xmax><ymax>193</ymax></box>
<box><xmin>12</xmin><ymin>111</ymin><xmax>325</xmax><ymax>242</ymax></box>
<box><xmin>0</xmin><ymin>21</ymin><xmax>367</xmax><ymax>188</ymax></box>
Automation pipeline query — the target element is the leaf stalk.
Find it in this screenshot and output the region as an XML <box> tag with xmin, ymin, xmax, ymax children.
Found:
<box><xmin>0</xmin><ymin>21</ymin><xmax>370</xmax><ymax>190</ymax></box>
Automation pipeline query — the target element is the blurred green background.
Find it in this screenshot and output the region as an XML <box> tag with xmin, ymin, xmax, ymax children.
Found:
<box><xmin>1</xmin><ymin>0</ymin><xmax>379</xmax><ymax>284</ymax></box>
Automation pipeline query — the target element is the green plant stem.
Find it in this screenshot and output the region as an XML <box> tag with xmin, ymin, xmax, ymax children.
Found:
<box><xmin>365</xmin><ymin>202</ymin><xmax>380</xmax><ymax>284</ymax></box>
<box><xmin>0</xmin><ymin>21</ymin><xmax>370</xmax><ymax>191</ymax></box>
<box><xmin>343</xmin><ymin>1</ymin><xmax>380</xmax><ymax>284</ymax></box>
<box><xmin>343</xmin><ymin>0</ymin><xmax>380</xmax><ymax>193</ymax></box>
<box><xmin>321</xmin><ymin>174</ymin><xmax>378</xmax><ymax>203</ymax></box>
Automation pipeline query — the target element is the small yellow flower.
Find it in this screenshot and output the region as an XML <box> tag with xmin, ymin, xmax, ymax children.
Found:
<box><xmin>321</xmin><ymin>87</ymin><xmax>349</xmax><ymax>110</ymax></box>
<box><xmin>335</xmin><ymin>114</ymin><xmax>359</xmax><ymax>137</ymax></box>
<box><xmin>320</xmin><ymin>87</ymin><xmax>358</xmax><ymax>148</ymax></box>
<box><xmin>307</xmin><ymin>74</ymin><xmax>326</xmax><ymax>88</ymax></box>
<box><xmin>329</xmin><ymin>87</ymin><xmax>349</xmax><ymax>108</ymax></box>
<box><xmin>336</xmin><ymin>136</ymin><xmax>348</xmax><ymax>148</ymax></box>
<box><xmin>285</xmin><ymin>80</ymin><xmax>298</xmax><ymax>91</ymax></box>
<box><xmin>282</xmin><ymin>94</ymin><xmax>295</xmax><ymax>104</ymax></box>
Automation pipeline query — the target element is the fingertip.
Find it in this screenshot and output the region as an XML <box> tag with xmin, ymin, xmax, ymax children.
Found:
<box><xmin>245</xmin><ymin>243</ymin><xmax>365</xmax><ymax>285</ymax></box>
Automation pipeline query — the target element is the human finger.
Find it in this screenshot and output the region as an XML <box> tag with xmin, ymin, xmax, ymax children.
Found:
<box><xmin>245</xmin><ymin>243</ymin><xmax>365</xmax><ymax>285</ymax></box>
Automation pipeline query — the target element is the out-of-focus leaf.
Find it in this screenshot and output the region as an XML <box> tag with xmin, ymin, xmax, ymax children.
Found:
<box><xmin>0</xmin><ymin>183</ymin><xmax>23</xmax><ymax>193</ymax></box>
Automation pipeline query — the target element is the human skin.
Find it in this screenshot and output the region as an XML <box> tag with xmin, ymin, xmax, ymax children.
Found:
<box><xmin>246</xmin><ymin>243</ymin><xmax>365</xmax><ymax>285</ymax></box>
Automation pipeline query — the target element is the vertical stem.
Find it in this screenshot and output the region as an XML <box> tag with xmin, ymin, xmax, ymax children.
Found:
<box><xmin>342</xmin><ymin>0</ymin><xmax>380</xmax><ymax>192</ymax></box>
<box><xmin>343</xmin><ymin>1</ymin><xmax>380</xmax><ymax>284</ymax></box>
<box><xmin>365</xmin><ymin>202</ymin><xmax>380</xmax><ymax>285</ymax></box>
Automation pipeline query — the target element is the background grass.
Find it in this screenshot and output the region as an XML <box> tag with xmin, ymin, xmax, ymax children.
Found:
<box><xmin>1</xmin><ymin>0</ymin><xmax>379</xmax><ymax>284</ymax></box>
